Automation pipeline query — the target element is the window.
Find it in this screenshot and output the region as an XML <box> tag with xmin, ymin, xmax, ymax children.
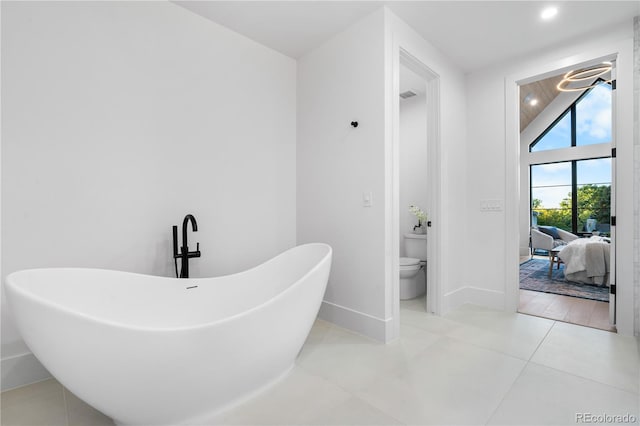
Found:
<box><xmin>529</xmin><ymin>81</ymin><xmax>612</xmax><ymax>235</ymax></box>
<box><xmin>531</xmin><ymin>158</ymin><xmax>611</xmax><ymax>235</ymax></box>
<box><xmin>576</xmin><ymin>158</ymin><xmax>611</xmax><ymax>234</ymax></box>
<box><xmin>531</xmin><ymin>162</ymin><xmax>572</xmax><ymax>231</ymax></box>
<box><xmin>530</xmin><ymin>82</ymin><xmax>612</xmax><ymax>152</ymax></box>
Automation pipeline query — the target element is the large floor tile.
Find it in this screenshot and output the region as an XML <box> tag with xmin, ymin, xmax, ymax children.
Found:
<box><xmin>302</xmin><ymin>318</ymin><xmax>335</xmax><ymax>347</ymax></box>
<box><xmin>394</xmin><ymin>322</ymin><xmax>443</xmax><ymax>359</ymax></box>
<box><xmin>64</xmin><ymin>388</ymin><xmax>114</xmax><ymax>426</ymax></box>
<box><xmin>297</xmin><ymin>323</ymin><xmax>439</xmax><ymax>393</ymax></box>
<box><xmin>443</xmin><ymin>303</ymin><xmax>546</xmax><ymax>332</ymax></box>
<box><xmin>0</xmin><ymin>379</ymin><xmax>67</xmax><ymax>426</ymax></box>
<box><xmin>399</xmin><ymin>308</ymin><xmax>464</xmax><ymax>336</ymax></box>
<box><xmin>488</xmin><ymin>363</ymin><xmax>639</xmax><ymax>425</ymax></box>
<box><xmin>356</xmin><ymin>337</ymin><xmax>527</xmax><ymax>425</ymax></box>
<box><xmin>444</xmin><ymin>307</ymin><xmax>555</xmax><ymax>360</ymax></box>
<box><xmin>306</xmin><ymin>396</ymin><xmax>404</xmax><ymax>425</ymax></box>
<box><xmin>531</xmin><ymin>321</ymin><xmax>640</xmax><ymax>393</ymax></box>
<box><xmin>216</xmin><ymin>366</ymin><xmax>352</xmax><ymax>425</ymax></box>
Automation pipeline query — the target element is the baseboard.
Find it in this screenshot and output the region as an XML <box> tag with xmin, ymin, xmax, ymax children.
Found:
<box><xmin>1</xmin><ymin>352</ymin><xmax>52</xmax><ymax>391</ymax></box>
<box><xmin>318</xmin><ymin>300</ymin><xmax>389</xmax><ymax>342</ymax></box>
<box><xmin>443</xmin><ymin>286</ymin><xmax>505</xmax><ymax>313</ymax></box>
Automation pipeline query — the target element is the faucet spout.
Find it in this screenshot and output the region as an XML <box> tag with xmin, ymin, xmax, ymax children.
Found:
<box><xmin>182</xmin><ymin>214</ymin><xmax>198</xmax><ymax>247</ymax></box>
<box><xmin>176</xmin><ymin>214</ymin><xmax>200</xmax><ymax>278</ymax></box>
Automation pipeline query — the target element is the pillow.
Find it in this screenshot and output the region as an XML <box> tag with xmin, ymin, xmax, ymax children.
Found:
<box><xmin>538</xmin><ymin>226</ymin><xmax>561</xmax><ymax>240</ymax></box>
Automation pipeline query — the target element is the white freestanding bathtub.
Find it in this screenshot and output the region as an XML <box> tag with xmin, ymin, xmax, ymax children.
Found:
<box><xmin>4</xmin><ymin>243</ymin><xmax>332</xmax><ymax>425</ymax></box>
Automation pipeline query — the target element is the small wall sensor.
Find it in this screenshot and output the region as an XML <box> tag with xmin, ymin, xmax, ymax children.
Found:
<box><xmin>363</xmin><ymin>192</ymin><xmax>372</xmax><ymax>207</ymax></box>
<box><xmin>400</xmin><ymin>90</ymin><xmax>417</xmax><ymax>99</ymax></box>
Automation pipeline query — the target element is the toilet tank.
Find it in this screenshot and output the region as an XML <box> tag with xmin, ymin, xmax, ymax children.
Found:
<box><xmin>404</xmin><ymin>233</ymin><xmax>427</xmax><ymax>260</ymax></box>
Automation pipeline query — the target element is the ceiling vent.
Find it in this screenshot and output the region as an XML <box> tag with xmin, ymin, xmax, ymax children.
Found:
<box><xmin>399</xmin><ymin>90</ymin><xmax>417</xmax><ymax>99</ymax></box>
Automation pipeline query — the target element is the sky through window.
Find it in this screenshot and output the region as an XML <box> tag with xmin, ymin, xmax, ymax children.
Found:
<box><xmin>531</xmin><ymin>83</ymin><xmax>611</xmax><ymax>153</ymax></box>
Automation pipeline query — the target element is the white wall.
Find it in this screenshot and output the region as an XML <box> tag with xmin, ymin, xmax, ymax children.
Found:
<box><xmin>466</xmin><ymin>20</ymin><xmax>637</xmax><ymax>334</ymax></box>
<box><xmin>399</xmin><ymin>93</ymin><xmax>428</xmax><ymax>254</ymax></box>
<box><xmin>464</xmin><ymin>69</ymin><xmax>513</xmax><ymax>308</ymax></box>
<box><xmin>385</xmin><ymin>10</ymin><xmax>468</xmax><ymax>319</ymax></box>
<box><xmin>1</xmin><ymin>2</ymin><xmax>296</xmax><ymax>390</ymax></box>
<box><xmin>297</xmin><ymin>7</ymin><xmax>468</xmax><ymax>342</ymax></box>
<box><xmin>297</xmin><ymin>8</ymin><xmax>388</xmax><ymax>339</ymax></box>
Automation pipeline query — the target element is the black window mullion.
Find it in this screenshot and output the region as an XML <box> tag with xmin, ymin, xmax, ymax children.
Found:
<box><xmin>570</xmin><ymin>105</ymin><xmax>578</xmax><ymax>233</ymax></box>
<box><xmin>571</xmin><ymin>161</ymin><xmax>578</xmax><ymax>234</ymax></box>
<box><xmin>529</xmin><ymin>165</ymin><xmax>533</xmax><ymax>226</ymax></box>
<box><xmin>570</xmin><ymin>106</ymin><xmax>577</xmax><ymax>147</ymax></box>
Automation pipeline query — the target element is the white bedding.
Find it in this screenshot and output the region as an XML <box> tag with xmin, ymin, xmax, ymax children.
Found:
<box><xmin>558</xmin><ymin>236</ymin><xmax>610</xmax><ymax>286</ymax></box>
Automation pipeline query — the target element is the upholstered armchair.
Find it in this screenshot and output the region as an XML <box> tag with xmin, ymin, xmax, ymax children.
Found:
<box><xmin>531</xmin><ymin>226</ymin><xmax>579</xmax><ymax>254</ymax></box>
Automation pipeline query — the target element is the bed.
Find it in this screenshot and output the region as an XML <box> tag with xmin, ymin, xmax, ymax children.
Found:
<box><xmin>558</xmin><ymin>236</ymin><xmax>611</xmax><ymax>286</ymax></box>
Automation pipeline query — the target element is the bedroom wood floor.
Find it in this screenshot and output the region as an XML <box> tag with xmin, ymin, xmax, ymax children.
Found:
<box><xmin>519</xmin><ymin>289</ymin><xmax>614</xmax><ymax>332</ymax></box>
<box><xmin>518</xmin><ymin>255</ymin><xmax>615</xmax><ymax>332</ymax></box>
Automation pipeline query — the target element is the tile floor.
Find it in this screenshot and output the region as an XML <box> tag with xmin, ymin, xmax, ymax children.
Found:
<box><xmin>2</xmin><ymin>300</ymin><xmax>639</xmax><ymax>425</ymax></box>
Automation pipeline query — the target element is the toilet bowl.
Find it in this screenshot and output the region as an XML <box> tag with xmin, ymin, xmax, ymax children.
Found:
<box><xmin>400</xmin><ymin>233</ymin><xmax>427</xmax><ymax>300</ymax></box>
<box><xmin>399</xmin><ymin>257</ymin><xmax>425</xmax><ymax>300</ymax></box>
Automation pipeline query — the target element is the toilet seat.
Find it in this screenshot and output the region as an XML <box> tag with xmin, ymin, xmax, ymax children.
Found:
<box><xmin>399</xmin><ymin>257</ymin><xmax>421</xmax><ymax>270</ymax></box>
<box><xmin>399</xmin><ymin>256</ymin><xmax>426</xmax><ymax>300</ymax></box>
<box><xmin>400</xmin><ymin>257</ymin><xmax>420</xmax><ymax>266</ymax></box>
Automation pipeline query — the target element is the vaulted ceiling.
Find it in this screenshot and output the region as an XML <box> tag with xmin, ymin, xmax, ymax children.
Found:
<box><xmin>520</xmin><ymin>66</ymin><xmax>613</xmax><ymax>133</ymax></box>
<box><xmin>520</xmin><ymin>75</ymin><xmax>564</xmax><ymax>132</ymax></box>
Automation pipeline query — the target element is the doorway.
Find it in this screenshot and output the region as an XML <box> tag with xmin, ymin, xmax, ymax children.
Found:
<box><xmin>514</xmin><ymin>59</ymin><xmax>617</xmax><ymax>332</ymax></box>
<box><xmin>398</xmin><ymin>62</ymin><xmax>429</xmax><ymax>312</ymax></box>
<box><xmin>390</xmin><ymin>48</ymin><xmax>442</xmax><ymax>340</ymax></box>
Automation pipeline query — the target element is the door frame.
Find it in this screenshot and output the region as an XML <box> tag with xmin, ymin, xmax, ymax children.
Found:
<box><xmin>388</xmin><ymin>45</ymin><xmax>442</xmax><ymax>341</ymax></box>
<box><xmin>505</xmin><ymin>40</ymin><xmax>635</xmax><ymax>335</ymax></box>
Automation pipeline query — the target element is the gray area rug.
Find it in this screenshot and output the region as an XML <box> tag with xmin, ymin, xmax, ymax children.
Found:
<box><xmin>519</xmin><ymin>258</ymin><xmax>609</xmax><ymax>302</ymax></box>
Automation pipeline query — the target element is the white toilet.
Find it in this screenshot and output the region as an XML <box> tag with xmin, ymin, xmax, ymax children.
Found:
<box><xmin>400</xmin><ymin>233</ymin><xmax>427</xmax><ymax>300</ymax></box>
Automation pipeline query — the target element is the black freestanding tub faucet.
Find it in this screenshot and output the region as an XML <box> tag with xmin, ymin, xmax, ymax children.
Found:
<box><xmin>172</xmin><ymin>214</ymin><xmax>201</xmax><ymax>278</ymax></box>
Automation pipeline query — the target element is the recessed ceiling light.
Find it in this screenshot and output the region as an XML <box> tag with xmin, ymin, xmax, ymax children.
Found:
<box><xmin>541</xmin><ymin>6</ymin><xmax>558</xmax><ymax>20</ymax></box>
<box><xmin>523</xmin><ymin>93</ymin><xmax>538</xmax><ymax>106</ymax></box>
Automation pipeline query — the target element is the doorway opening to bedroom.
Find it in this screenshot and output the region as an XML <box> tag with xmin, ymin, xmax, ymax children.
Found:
<box><xmin>517</xmin><ymin>62</ymin><xmax>616</xmax><ymax>332</ymax></box>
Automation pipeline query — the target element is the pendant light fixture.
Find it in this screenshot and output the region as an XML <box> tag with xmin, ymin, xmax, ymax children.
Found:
<box><xmin>556</xmin><ymin>63</ymin><xmax>612</xmax><ymax>92</ymax></box>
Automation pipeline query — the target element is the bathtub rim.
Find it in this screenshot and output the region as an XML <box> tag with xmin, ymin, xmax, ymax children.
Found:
<box><xmin>4</xmin><ymin>242</ymin><xmax>332</xmax><ymax>333</ymax></box>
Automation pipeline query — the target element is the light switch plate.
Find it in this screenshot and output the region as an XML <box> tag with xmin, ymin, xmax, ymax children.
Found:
<box><xmin>480</xmin><ymin>199</ymin><xmax>503</xmax><ymax>212</ymax></box>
